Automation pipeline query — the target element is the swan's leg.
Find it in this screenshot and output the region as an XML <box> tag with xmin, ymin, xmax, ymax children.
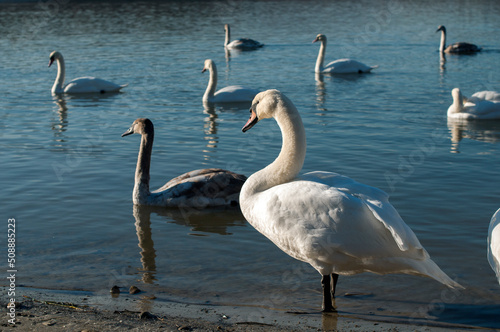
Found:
<box><xmin>321</xmin><ymin>275</ymin><xmax>335</xmax><ymax>312</ymax></box>
<box><xmin>331</xmin><ymin>273</ymin><xmax>339</xmax><ymax>297</ymax></box>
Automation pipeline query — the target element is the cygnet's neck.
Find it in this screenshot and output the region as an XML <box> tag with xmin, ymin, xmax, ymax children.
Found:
<box><xmin>242</xmin><ymin>100</ymin><xmax>306</xmax><ymax>200</ymax></box>
<box><xmin>52</xmin><ymin>57</ymin><xmax>66</xmax><ymax>94</ymax></box>
<box><xmin>315</xmin><ymin>39</ymin><xmax>327</xmax><ymax>73</ymax></box>
<box><xmin>134</xmin><ymin>130</ymin><xmax>154</xmax><ymax>204</ymax></box>
<box><xmin>203</xmin><ymin>64</ymin><xmax>218</xmax><ymax>102</ymax></box>
<box><xmin>439</xmin><ymin>30</ymin><xmax>447</xmax><ymax>53</ymax></box>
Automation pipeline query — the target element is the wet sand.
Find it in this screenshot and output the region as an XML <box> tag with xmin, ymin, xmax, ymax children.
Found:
<box><xmin>1</xmin><ymin>287</ymin><xmax>480</xmax><ymax>331</ymax></box>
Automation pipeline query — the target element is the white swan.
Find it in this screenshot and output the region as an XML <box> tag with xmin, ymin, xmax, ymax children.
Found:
<box><xmin>48</xmin><ymin>51</ymin><xmax>127</xmax><ymax>94</ymax></box>
<box><xmin>122</xmin><ymin>118</ymin><xmax>246</xmax><ymax>208</ymax></box>
<box><xmin>448</xmin><ymin>88</ymin><xmax>500</xmax><ymax>120</ymax></box>
<box><xmin>488</xmin><ymin>208</ymin><xmax>500</xmax><ymax>285</ymax></box>
<box><xmin>240</xmin><ymin>89</ymin><xmax>463</xmax><ymax>312</ymax></box>
<box><xmin>312</xmin><ymin>34</ymin><xmax>377</xmax><ymax>74</ymax></box>
<box><xmin>202</xmin><ymin>59</ymin><xmax>260</xmax><ymax>103</ymax></box>
<box><xmin>224</xmin><ymin>24</ymin><xmax>263</xmax><ymax>50</ymax></box>
<box><xmin>436</xmin><ymin>25</ymin><xmax>481</xmax><ymax>54</ymax></box>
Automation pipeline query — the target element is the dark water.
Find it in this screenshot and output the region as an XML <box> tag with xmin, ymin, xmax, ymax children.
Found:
<box><xmin>1</xmin><ymin>0</ymin><xmax>500</xmax><ymax>329</ymax></box>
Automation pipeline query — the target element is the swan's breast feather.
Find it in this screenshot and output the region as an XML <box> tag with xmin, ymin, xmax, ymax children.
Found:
<box><xmin>488</xmin><ymin>208</ymin><xmax>500</xmax><ymax>282</ymax></box>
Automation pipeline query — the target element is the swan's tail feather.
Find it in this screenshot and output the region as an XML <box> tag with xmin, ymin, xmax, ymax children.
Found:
<box><xmin>418</xmin><ymin>258</ymin><xmax>464</xmax><ymax>290</ymax></box>
<box><xmin>120</xmin><ymin>84</ymin><xmax>129</xmax><ymax>89</ymax></box>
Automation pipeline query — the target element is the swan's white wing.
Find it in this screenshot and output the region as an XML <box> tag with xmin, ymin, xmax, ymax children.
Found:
<box><xmin>214</xmin><ymin>85</ymin><xmax>260</xmax><ymax>103</ymax></box>
<box><xmin>469</xmin><ymin>91</ymin><xmax>500</xmax><ymax>103</ymax></box>
<box><xmin>488</xmin><ymin>208</ymin><xmax>500</xmax><ymax>284</ymax></box>
<box><xmin>300</xmin><ymin>171</ymin><xmax>420</xmax><ymax>251</ymax></box>
<box><xmin>64</xmin><ymin>77</ymin><xmax>126</xmax><ymax>93</ymax></box>
<box><xmin>465</xmin><ymin>100</ymin><xmax>500</xmax><ymax>119</ymax></box>
<box><xmin>323</xmin><ymin>59</ymin><xmax>375</xmax><ymax>74</ymax></box>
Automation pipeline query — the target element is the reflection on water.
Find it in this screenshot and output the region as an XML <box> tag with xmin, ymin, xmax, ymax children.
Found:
<box><xmin>133</xmin><ymin>205</ymin><xmax>157</xmax><ymax>284</ymax></box>
<box><xmin>447</xmin><ymin>118</ymin><xmax>500</xmax><ymax>153</ymax></box>
<box><xmin>202</xmin><ymin>102</ymin><xmax>219</xmax><ymax>160</ymax></box>
<box><xmin>51</xmin><ymin>96</ymin><xmax>68</xmax><ymax>144</ymax></box>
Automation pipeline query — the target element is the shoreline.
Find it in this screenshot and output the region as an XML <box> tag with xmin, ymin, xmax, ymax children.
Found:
<box><xmin>1</xmin><ymin>287</ymin><xmax>484</xmax><ymax>331</ymax></box>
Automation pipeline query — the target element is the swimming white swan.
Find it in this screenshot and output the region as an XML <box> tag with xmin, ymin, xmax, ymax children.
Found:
<box><xmin>240</xmin><ymin>89</ymin><xmax>463</xmax><ymax>312</ymax></box>
<box><xmin>224</xmin><ymin>24</ymin><xmax>263</xmax><ymax>50</ymax></box>
<box><xmin>312</xmin><ymin>34</ymin><xmax>377</xmax><ymax>74</ymax></box>
<box><xmin>48</xmin><ymin>51</ymin><xmax>127</xmax><ymax>94</ymax></box>
<box><xmin>436</xmin><ymin>25</ymin><xmax>481</xmax><ymax>54</ymax></box>
<box><xmin>122</xmin><ymin>118</ymin><xmax>246</xmax><ymax>208</ymax></box>
<box><xmin>202</xmin><ymin>59</ymin><xmax>260</xmax><ymax>103</ymax></box>
<box><xmin>447</xmin><ymin>88</ymin><xmax>500</xmax><ymax>120</ymax></box>
<box><xmin>488</xmin><ymin>208</ymin><xmax>500</xmax><ymax>285</ymax></box>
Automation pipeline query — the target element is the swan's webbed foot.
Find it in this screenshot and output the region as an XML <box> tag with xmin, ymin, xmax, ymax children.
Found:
<box><xmin>321</xmin><ymin>274</ymin><xmax>338</xmax><ymax>312</ymax></box>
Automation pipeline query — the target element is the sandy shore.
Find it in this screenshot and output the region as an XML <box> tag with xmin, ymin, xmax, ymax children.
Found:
<box><xmin>1</xmin><ymin>287</ymin><xmax>481</xmax><ymax>331</ymax></box>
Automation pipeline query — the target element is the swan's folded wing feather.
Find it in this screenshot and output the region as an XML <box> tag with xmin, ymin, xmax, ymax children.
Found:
<box><xmin>300</xmin><ymin>171</ymin><xmax>423</xmax><ymax>251</ymax></box>
<box><xmin>64</xmin><ymin>77</ymin><xmax>125</xmax><ymax>93</ymax></box>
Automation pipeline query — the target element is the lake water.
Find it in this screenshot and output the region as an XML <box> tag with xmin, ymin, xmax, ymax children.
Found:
<box><xmin>1</xmin><ymin>0</ymin><xmax>500</xmax><ymax>329</ymax></box>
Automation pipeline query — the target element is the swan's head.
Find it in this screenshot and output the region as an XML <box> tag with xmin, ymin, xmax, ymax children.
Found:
<box><xmin>202</xmin><ymin>59</ymin><xmax>215</xmax><ymax>73</ymax></box>
<box><xmin>122</xmin><ymin>118</ymin><xmax>154</xmax><ymax>137</ymax></box>
<box><xmin>436</xmin><ymin>25</ymin><xmax>446</xmax><ymax>33</ymax></box>
<box><xmin>224</xmin><ymin>24</ymin><xmax>230</xmax><ymax>32</ymax></box>
<box><xmin>242</xmin><ymin>89</ymin><xmax>288</xmax><ymax>132</ymax></box>
<box><xmin>312</xmin><ymin>34</ymin><xmax>326</xmax><ymax>43</ymax></box>
<box><xmin>48</xmin><ymin>51</ymin><xmax>62</xmax><ymax>67</ymax></box>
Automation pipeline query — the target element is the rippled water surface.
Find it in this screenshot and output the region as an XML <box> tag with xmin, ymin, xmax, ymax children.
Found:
<box><xmin>1</xmin><ymin>0</ymin><xmax>500</xmax><ymax>329</ymax></box>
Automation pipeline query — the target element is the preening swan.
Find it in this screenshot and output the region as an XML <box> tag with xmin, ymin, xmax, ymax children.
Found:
<box><xmin>436</xmin><ymin>25</ymin><xmax>481</xmax><ymax>54</ymax></box>
<box><xmin>202</xmin><ymin>59</ymin><xmax>260</xmax><ymax>103</ymax></box>
<box><xmin>224</xmin><ymin>24</ymin><xmax>263</xmax><ymax>50</ymax></box>
<box><xmin>48</xmin><ymin>51</ymin><xmax>127</xmax><ymax>94</ymax></box>
<box><xmin>122</xmin><ymin>118</ymin><xmax>246</xmax><ymax>208</ymax></box>
<box><xmin>447</xmin><ymin>88</ymin><xmax>500</xmax><ymax>120</ymax></box>
<box><xmin>488</xmin><ymin>208</ymin><xmax>500</xmax><ymax>285</ymax></box>
<box><xmin>240</xmin><ymin>89</ymin><xmax>463</xmax><ymax>312</ymax></box>
<box><xmin>312</xmin><ymin>34</ymin><xmax>377</xmax><ymax>74</ymax></box>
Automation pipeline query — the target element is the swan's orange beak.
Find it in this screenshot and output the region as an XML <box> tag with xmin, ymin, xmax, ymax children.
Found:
<box><xmin>242</xmin><ymin>109</ymin><xmax>258</xmax><ymax>132</ymax></box>
<box><xmin>312</xmin><ymin>37</ymin><xmax>319</xmax><ymax>43</ymax></box>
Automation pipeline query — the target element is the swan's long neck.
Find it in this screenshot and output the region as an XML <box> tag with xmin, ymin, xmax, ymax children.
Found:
<box><xmin>439</xmin><ymin>30</ymin><xmax>446</xmax><ymax>53</ymax></box>
<box><xmin>315</xmin><ymin>39</ymin><xmax>326</xmax><ymax>73</ymax></box>
<box><xmin>450</xmin><ymin>90</ymin><xmax>464</xmax><ymax>114</ymax></box>
<box><xmin>224</xmin><ymin>25</ymin><xmax>230</xmax><ymax>47</ymax></box>
<box><xmin>52</xmin><ymin>57</ymin><xmax>66</xmax><ymax>94</ymax></box>
<box><xmin>203</xmin><ymin>64</ymin><xmax>217</xmax><ymax>102</ymax></box>
<box><xmin>242</xmin><ymin>101</ymin><xmax>306</xmax><ymax>201</ymax></box>
<box><xmin>134</xmin><ymin>131</ymin><xmax>153</xmax><ymax>204</ymax></box>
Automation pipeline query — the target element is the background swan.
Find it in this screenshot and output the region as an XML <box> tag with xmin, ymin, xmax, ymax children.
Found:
<box><xmin>240</xmin><ymin>89</ymin><xmax>463</xmax><ymax>312</ymax></box>
<box><xmin>312</xmin><ymin>34</ymin><xmax>377</xmax><ymax>74</ymax></box>
<box><xmin>202</xmin><ymin>59</ymin><xmax>260</xmax><ymax>103</ymax></box>
<box><xmin>224</xmin><ymin>24</ymin><xmax>263</xmax><ymax>50</ymax></box>
<box><xmin>48</xmin><ymin>51</ymin><xmax>127</xmax><ymax>94</ymax></box>
<box><xmin>122</xmin><ymin>118</ymin><xmax>246</xmax><ymax>208</ymax></box>
<box><xmin>448</xmin><ymin>88</ymin><xmax>500</xmax><ymax>120</ymax></box>
<box><xmin>436</xmin><ymin>25</ymin><xmax>481</xmax><ymax>54</ymax></box>
<box><xmin>488</xmin><ymin>208</ymin><xmax>500</xmax><ymax>285</ymax></box>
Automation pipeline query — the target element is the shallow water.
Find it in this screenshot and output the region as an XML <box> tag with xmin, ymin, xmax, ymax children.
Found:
<box><xmin>1</xmin><ymin>0</ymin><xmax>500</xmax><ymax>329</ymax></box>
